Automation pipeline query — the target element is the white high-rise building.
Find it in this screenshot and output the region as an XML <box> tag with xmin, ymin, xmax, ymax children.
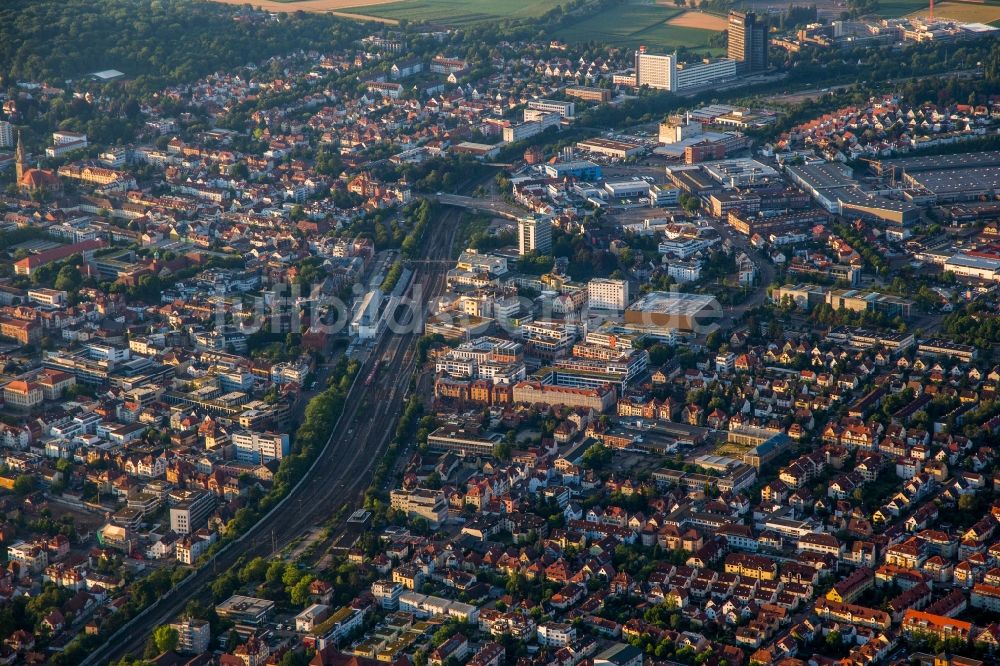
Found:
<box><xmin>635</xmin><ymin>49</ymin><xmax>676</xmax><ymax>91</ymax></box>
<box><xmin>587</xmin><ymin>278</ymin><xmax>630</xmax><ymax>312</ymax></box>
<box><xmin>518</xmin><ymin>216</ymin><xmax>552</xmax><ymax>256</ymax></box>
<box><xmin>0</xmin><ymin>121</ymin><xmax>13</xmax><ymax>149</ymax></box>
<box><xmin>635</xmin><ymin>48</ymin><xmax>737</xmax><ymax>93</ymax></box>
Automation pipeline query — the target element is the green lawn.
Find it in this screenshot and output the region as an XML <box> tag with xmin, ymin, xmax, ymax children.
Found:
<box><xmin>554</xmin><ymin>4</ymin><xmax>720</xmax><ymax>50</ymax></box>
<box><xmin>341</xmin><ymin>0</ymin><xmax>563</xmax><ymax>25</ymax></box>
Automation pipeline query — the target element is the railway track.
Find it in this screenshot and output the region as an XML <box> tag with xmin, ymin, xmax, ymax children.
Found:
<box><xmin>87</xmin><ymin>203</ymin><xmax>462</xmax><ymax>664</ymax></box>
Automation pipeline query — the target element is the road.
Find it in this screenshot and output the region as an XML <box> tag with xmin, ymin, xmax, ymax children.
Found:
<box><xmin>704</xmin><ymin>217</ymin><xmax>776</xmax><ymax>328</ymax></box>
<box><xmin>84</xmin><ymin>206</ymin><xmax>461</xmax><ymax>665</ymax></box>
<box><xmin>435</xmin><ymin>192</ymin><xmax>527</xmax><ymax>220</ymax></box>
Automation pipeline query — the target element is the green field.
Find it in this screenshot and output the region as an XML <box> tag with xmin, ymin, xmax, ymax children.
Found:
<box><xmin>554</xmin><ymin>4</ymin><xmax>721</xmax><ymax>51</ymax></box>
<box><xmin>341</xmin><ymin>0</ymin><xmax>563</xmax><ymax>25</ymax></box>
<box><xmin>875</xmin><ymin>0</ymin><xmax>931</xmax><ymax>18</ymax></box>
<box><xmin>876</xmin><ymin>0</ymin><xmax>1000</xmax><ymax>20</ymax></box>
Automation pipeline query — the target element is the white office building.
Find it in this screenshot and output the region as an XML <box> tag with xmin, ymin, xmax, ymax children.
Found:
<box><xmin>503</xmin><ymin>112</ymin><xmax>560</xmax><ymax>143</ymax></box>
<box><xmin>604</xmin><ymin>179</ymin><xmax>651</xmax><ymax>199</ymax></box>
<box><xmin>169</xmin><ymin>490</ymin><xmax>215</xmax><ymax>535</ymax></box>
<box><xmin>635</xmin><ymin>51</ymin><xmax>676</xmax><ymax>90</ymax></box>
<box><xmin>674</xmin><ymin>58</ymin><xmax>737</xmax><ymax>90</ymax></box>
<box><xmin>635</xmin><ymin>49</ymin><xmax>737</xmax><ymax>92</ymax></box>
<box><xmin>0</xmin><ymin>121</ymin><xmax>13</xmax><ymax>149</ymax></box>
<box><xmin>232</xmin><ymin>430</ymin><xmax>290</xmax><ymax>464</ymax></box>
<box><xmin>518</xmin><ymin>216</ymin><xmax>552</xmax><ymax>255</ymax></box>
<box><xmin>587</xmin><ymin>278</ymin><xmax>629</xmax><ymax>312</ymax></box>
<box><xmin>527</xmin><ymin>99</ymin><xmax>575</xmax><ymax>118</ymax></box>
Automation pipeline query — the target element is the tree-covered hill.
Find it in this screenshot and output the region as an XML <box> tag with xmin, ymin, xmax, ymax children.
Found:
<box><xmin>0</xmin><ymin>0</ymin><xmax>360</xmax><ymax>92</ymax></box>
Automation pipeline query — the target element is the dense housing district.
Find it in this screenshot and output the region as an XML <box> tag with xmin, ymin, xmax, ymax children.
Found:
<box><xmin>0</xmin><ymin>2</ymin><xmax>1000</xmax><ymax>666</ymax></box>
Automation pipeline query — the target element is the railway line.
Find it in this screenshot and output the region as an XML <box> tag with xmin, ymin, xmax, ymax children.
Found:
<box><xmin>86</xmin><ymin>204</ymin><xmax>461</xmax><ymax>664</ymax></box>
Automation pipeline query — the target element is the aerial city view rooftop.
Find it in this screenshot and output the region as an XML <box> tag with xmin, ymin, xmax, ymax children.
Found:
<box><xmin>1</xmin><ymin>0</ymin><xmax>1000</xmax><ymax>665</ymax></box>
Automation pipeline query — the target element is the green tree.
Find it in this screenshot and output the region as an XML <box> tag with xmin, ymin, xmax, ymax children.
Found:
<box><xmin>492</xmin><ymin>441</ymin><xmax>512</xmax><ymax>460</ymax></box>
<box><xmin>13</xmin><ymin>475</ymin><xmax>35</xmax><ymax>495</ymax></box>
<box><xmin>282</xmin><ymin>564</ymin><xmax>305</xmax><ymax>590</ymax></box>
<box><xmin>958</xmin><ymin>494</ymin><xmax>978</xmax><ymax>512</ymax></box>
<box><xmin>280</xmin><ymin>651</ymin><xmax>309</xmax><ymax>666</ymax></box>
<box><xmin>153</xmin><ymin>625</ymin><xmax>179</xmax><ymax>654</ymax></box>
<box><xmin>239</xmin><ymin>556</ymin><xmax>269</xmax><ymax>584</ymax></box>
<box><xmin>265</xmin><ymin>560</ymin><xmax>286</xmax><ymax>585</ymax></box>
<box><xmin>581</xmin><ymin>443</ymin><xmax>613</xmax><ymax>470</ymax></box>
<box><xmin>54</xmin><ymin>264</ymin><xmax>82</xmax><ymax>292</ymax></box>
<box><xmin>290</xmin><ymin>575</ymin><xmax>314</xmax><ymax>606</ymax></box>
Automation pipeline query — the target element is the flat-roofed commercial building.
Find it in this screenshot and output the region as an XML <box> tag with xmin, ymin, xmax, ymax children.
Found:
<box><xmin>786</xmin><ymin>162</ymin><xmax>920</xmax><ymax>224</ymax></box>
<box><xmin>604</xmin><ymin>179</ymin><xmax>651</xmax><ymax>199</ymax></box>
<box><xmin>943</xmin><ymin>252</ymin><xmax>1000</xmax><ymax>282</ymax></box>
<box><xmin>702</xmin><ymin>158</ymin><xmax>779</xmax><ymax>188</ymax></box>
<box><xmin>875</xmin><ymin>151</ymin><xmax>1000</xmax><ymax>203</ymax></box>
<box><xmin>839</xmin><ymin>190</ymin><xmax>920</xmax><ymax>226</ymax></box>
<box><xmin>542</xmin><ymin>160</ymin><xmax>602</xmax><ymax>180</ymax></box>
<box><xmin>216</xmin><ymin>595</ymin><xmax>275</xmax><ymax>629</ymax></box>
<box><xmin>625</xmin><ymin>291</ymin><xmax>719</xmax><ymax>332</ymax></box>
<box><xmin>674</xmin><ymin>58</ymin><xmax>737</xmax><ymax>90</ymax></box>
<box><xmin>917</xmin><ymin>338</ymin><xmax>977</xmax><ymax>363</ymax></box>
<box><xmin>576</xmin><ymin>138</ymin><xmax>645</xmax><ymax>159</ymax></box>
<box><xmin>826</xmin><ymin>289</ymin><xmax>914</xmax><ymax>319</ymax></box>
<box><xmin>565</xmin><ymin>86</ymin><xmax>611</xmax><ymax>103</ymax></box>
<box><xmin>527</xmin><ymin>99</ymin><xmax>575</xmax><ymax>118</ymax></box>
<box><xmin>773</xmin><ymin>283</ymin><xmax>829</xmax><ymax>310</ymax></box>
<box><xmin>427</xmin><ymin>423</ymin><xmax>502</xmax><ymax>457</ymax></box>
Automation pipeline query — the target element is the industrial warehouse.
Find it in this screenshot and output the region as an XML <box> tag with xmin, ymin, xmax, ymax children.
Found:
<box><xmin>874</xmin><ymin>151</ymin><xmax>1000</xmax><ymax>203</ymax></box>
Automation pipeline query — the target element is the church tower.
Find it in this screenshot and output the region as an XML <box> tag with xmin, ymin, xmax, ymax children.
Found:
<box><xmin>14</xmin><ymin>131</ymin><xmax>25</xmax><ymax>184</ymax></box>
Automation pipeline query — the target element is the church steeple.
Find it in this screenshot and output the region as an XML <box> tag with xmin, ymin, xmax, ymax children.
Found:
<box><xmin>14</xmin><ymin>131</ymin><xmax>25</xmax><ymax>184</ymax></box>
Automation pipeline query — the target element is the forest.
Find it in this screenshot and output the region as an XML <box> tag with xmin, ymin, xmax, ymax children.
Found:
<box><xmin>0</xmin><ymin>0</ymin><xmax>361</xmax><ymax>94</ymax></box>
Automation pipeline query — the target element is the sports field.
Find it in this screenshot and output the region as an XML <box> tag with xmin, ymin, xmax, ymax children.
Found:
<box><xmin>339</xmin><ymin>0</ymin><xmax>564</xmax><ymax>25</ymax></box>
<box><xmin>554</xmin><ymin>4</ymin><xmax>723</xmax><ymax>50</ymax></box>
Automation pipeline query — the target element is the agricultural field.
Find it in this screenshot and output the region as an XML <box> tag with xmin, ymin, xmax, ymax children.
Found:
<box><xmin>908</xmin><ymin>0</ymin><xmax>1000</xmax><ymax>24</ymax></box>
<box><xmin>210</xmin><ymin>0</ymin><xmax>400</xmax><ymax>16</ymax></box>
<box><xmin>667</xmin><ymin>10</ymin><xmax>729</xmax><ymax>30</ymax></box>
<box><xmin>876</xmin><ymin>0</ymin><xmax>936</xmax><ymax>18</ymax></box>
<box><xmin>339</xmin><ymin>0</ymin><xmax>564</xmax><ymax>25</ymax></box>
<box><xmin>554</xmin><ymin>4</ymin><xmax>725</xmax><ymax>50</ymax></box>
